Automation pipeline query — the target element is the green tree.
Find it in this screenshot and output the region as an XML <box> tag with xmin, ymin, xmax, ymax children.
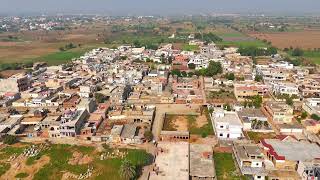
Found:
<box><xmin>251</xmin><ymin>95</ymin><xmax>263</xmax><ymax>108</ymax></box>
<box><xmin>225</xmin><ymin>73</ymin><xmax>235</xmax><ymax>80</ymax></box>
<box><xmin>255</xmin><ymin>75</ymin><xmax>263</xmax><ymax>82</ymax></box>
<box><xmin>3</xmin><ymin>135</ymin><xmax>18</xmax><ymax>145</ymax></box>
<box><xmin>292</xmin><ymin>48</ymin><xmax>304</xmax><ymax>56</ymax></box>
<box><xmin>144</xmin><ymin>130</ymin><xmax>153</xmax><ymax>142</ymax></box>
<box><xmin>188</xmin><ymin>63</ymin><xmax>196</xmax><ymax>69</ymax></box>
<box><xmin>95</xmin><ymin>93</ymin><xmax>108</xmax><ymax>103</ymax></box>
<box><xmin>205</xmin><ymin>61</ymin><xmax>222</xmax><ymax>76</ymax></box>
<box><xmin>301</xmin><ymin>111</ymin><xmax>308</xmax><ymax>119</ymax></box>
<box><xmin>311</xmin><ymin>114</ymin><xmax>320</xmax><ymax>121</ymax></box>
<box><xmin>119</xmin><ymin>159</ymin><xmax>136</xmax><ymax>180</ymax></box>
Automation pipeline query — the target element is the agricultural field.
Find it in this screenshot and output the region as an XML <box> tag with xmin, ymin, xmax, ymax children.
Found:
<box><xmin>0</xmin><ymin>143</ymin><xmax>153</xmax><ymax>180</ymax></box>
<box><xmin>248</xmin><ymin>30</ymin><xmax>320</xmax><ymax>50</ymax></box>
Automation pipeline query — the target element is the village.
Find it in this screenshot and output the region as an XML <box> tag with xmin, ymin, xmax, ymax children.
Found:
<box><xmin>1</xmin><ymin>33</ymin><xmax>320</xmax><ymax>180</ymax></box>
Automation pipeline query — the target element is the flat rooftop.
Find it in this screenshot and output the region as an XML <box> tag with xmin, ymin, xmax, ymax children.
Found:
<box><xmin>149</xmin><ymin>142</ymin><xmax>189</xmax><ymax>180</ymax></box>
<box><xmin>189</xmin><ymin>144</ymin><xmax>215</xmax><ymax>179</ymax></box>
<box><xmin>264</xmin><ymin>139</ymin><xmax>320</xmax><ymax>161</ymax></box>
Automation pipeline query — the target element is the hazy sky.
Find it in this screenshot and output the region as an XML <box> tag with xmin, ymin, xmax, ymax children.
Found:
<box><xmin>1</xmin><ymin>0</ymin><xmax>320</xmax><ymax>15</ymax></box>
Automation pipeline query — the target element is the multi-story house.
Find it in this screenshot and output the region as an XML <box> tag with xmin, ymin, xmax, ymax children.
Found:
<box><xmin>212</xmin><ymin>109</ymin><xmax>243</xmax><ymax>139</ymax></box>
<box><xmin>264</xmin><ymin>101</ymin><xmax>293</xmax><ymax>124</ymax></box>
<box><xmin>233</xmin><ymin>140</ymin><xmax>266</xmax><ymax>180</ymax></box>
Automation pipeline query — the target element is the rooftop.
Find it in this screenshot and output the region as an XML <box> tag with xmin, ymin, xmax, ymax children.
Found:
<box><xmin>189</xmin><ymin>144</ymin><xmax>215</xmax><ymax>178</ymax></box>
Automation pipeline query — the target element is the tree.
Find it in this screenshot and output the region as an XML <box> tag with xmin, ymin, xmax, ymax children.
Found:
<box><xmin>181</xmin><ymin>71</ymin><xmax>187</xmax><ymax>77</ymax></box>
<box><xmin>119</xmin><ymin>159</ymin><xmax>136</xmax><ymax>180</ymax></box>
<box><xmin>301</xmin><ymin>111</ymin><xmax>308</xmax><ymax>119</ymax></box>
<box><xmin>144</xmin><ymin>130</ymin><xmax>153</xmax><ymax>142</ymax></box>
<box><xmin>188</xmin><ymin>63</ymin><xmax>196</xmax><ymax>69</ymax></box>
<box><xmin>292</xmin><ymin>48</ymin><xmax>304</xmax><ymax>56</ymax></box>
<box><xmin>3</xmin><ymin>135</ymin><xmax>18</xmax><ymax>145</ymax></box>
<box><xmin>95</xmin><ymin>93</ymin><xmax>108</xmax><ymax>103</ymax></box>
<box><xmin>311</xmin><ymin>114</ymin><xmax>320</xmax><ymax>121</ymax></box>
<box><xmin>286</xmin><ymin>97</ymin><xmax>293</xmax><ymax>106</ymax></box>
<box><xmin>225</xmin><ymin>73</ymin><xmax>235</xmax><ymax>81</ymax></box>
<box><xmin>171</xmin><ymin>69</ymin><xmax>181</xmax><ymax>77</ymax></box>
<box><xmin>205</xmin><ymin>61</ymin><xmax>222</xmax><ymax>77</ymax></box>
<box><xmin>255</xmin><ymin>75</ymin><xmax>263</xmax><ymax>82</ymax></box>
<box><xmin>251</xmin><ymin>95</ymin><xmax>262</xmax><ymax>108</ymax></box>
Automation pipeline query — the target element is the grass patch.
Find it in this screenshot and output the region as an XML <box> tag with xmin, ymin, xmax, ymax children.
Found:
<box><xmin>246</xmin><ymin>131</ymin><xmax>276</xmax><ymax>143</ymax></box>
<box><xmin>217</xmin><ymin>40</ymin><xmax>268</xmax><ymax>48</ymax></box>
<box><xmin>214</xmin><ymin>153</ymin><xmax>246</xmax><ymax>180</ymax></box>
<box><xmin>303</xmin><ymin>51</ymin><xmax>320</xmax><ymax>64</ymax></box>
<box><xmin>182</xmin><ymin>44</ymin><xmax>199</xmax><ymax>51</ymax></box>
<box><xmin>0</xmin><ymin>146</ymin><xmax>25</xmax><ymax>160</ymax></box>
<box><xmin>34</xmin><ymin>49</ymin><xmax>86</xmax><ymax>65</ymax></box>
<box><xmin>31</xmin><ymin>144</ymin><xmax>153</xmax><ymax>180</ymax></box>
<box><xmin>188</xmin><ymin>110</ymin><xmax>214</xmax><ymax>137</ymax></box>
<box><xmin>15</xmin><ymin>172</ymin><xmax>28</xmax><ymax>178</ymax></box>
<box><xmin>0</xmin><ymin>163</ymin><xmax>10</xmax><ymax>176</ymax></box>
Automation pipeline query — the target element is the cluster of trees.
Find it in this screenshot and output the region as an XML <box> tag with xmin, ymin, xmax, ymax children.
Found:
<box><xmin>275</xmin><ymin>94</ymin><xmax>298</xmax><ymax>106</ymax></box>
<box><xmin>283</xmin><ymin>57</ymin><xmax>302</xmax><ymax>66</ymax></box>
<box><xmin>59</xmin><ymin>43</ymin><xmax>78</xmax><ymax>51</ymax></box>
<box><xmin>243</xmin><ymin>95</ymin><xmax>263</xmax><ymax>108</ymax></box>
<box><xmin>291</xmin><ymin>48</ymin><xmax>304</xmax><ymax>57</ymax></box>
<box><xmin>194</xmin><ymin>61</ymin><xmax>223</xmax><ymax>77</ymax></box>
<box><xmin>2</xmin><ymin>135</ymin><xmax>18</xmax><ymax>145</ymax></box>
<box><xmin>133</xmin><ymin>40</ymin><xmax>159</xmax><ymax>50</ymax></box>
<box><xmin>171</xmin><ymin>69</ymin><xmax>195</xmax><ymax>77</ymax></box>
<box><xmin>311</xmin><ymin>114</ymin><xmax>320</xmax><ymax>121</ymax></box>
<box><xmin>194</xmin><ymin>32</ymin><xmax>222</xmax><ymax>43</ymax></box>
<box><xmin>0</xmin><ymin>61</ymin><xmax>34</xmax><ymax>72</ymax></box>
<box><xmin>237</xmin><ymin>46</ymin><xmax>277</xmax><ymax>57</ymax></box>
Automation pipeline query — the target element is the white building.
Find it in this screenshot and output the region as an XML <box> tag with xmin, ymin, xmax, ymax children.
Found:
<box><xmin>303</xmin><ymin>98</ymin><xmax>320</xmax><ymax>117</ymax></box>
<box><xmin>212</xmin><ymin>109</ymin><xmax>243</xmax><ymax>140</ymax></box>
<box><xmin>272</xmin><ymin>82</ymin><xmax>299</xmax><ymax>96</ymax></box>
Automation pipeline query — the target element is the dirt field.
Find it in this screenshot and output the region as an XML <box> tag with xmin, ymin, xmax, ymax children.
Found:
<box><xmin>248</xmin><ymin>30</ymin><xmax>320</xmax><ymax>49</ymax></box>
<box><xmin>0</xmin><ymin>24</ymin><xmax>107</xmax><ymax>64</ymax></box>
<box><xmin>2</xmin><ymin>155</ymin><xmax>50</xmax><ymax>180</ymax></box>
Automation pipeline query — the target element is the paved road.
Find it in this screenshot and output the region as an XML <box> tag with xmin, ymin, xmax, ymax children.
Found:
<box><xmin>151</xmin><ymin>104</ymin><xmax>201</xmax><ymax>141</ymax></box>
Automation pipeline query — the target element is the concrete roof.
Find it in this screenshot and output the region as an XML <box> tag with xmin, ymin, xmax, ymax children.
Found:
<box><xmin>213</xmin><ymin>111</ymin><xmax>243</xmax><ymax>126</ymax></box>
<box><xmin>149</xmin><ymin>142</ymin><xmax>189</xmax><ymax>180</ymax></box>
<box><xmin>189</xmin><ymin>144</ymin><xmax>215</xmax><ymax>178</ymax></box>
<box><xmin>264</xmin><ymin>139</ymin><xmax>320</xmax><ymax>161</ymax></box>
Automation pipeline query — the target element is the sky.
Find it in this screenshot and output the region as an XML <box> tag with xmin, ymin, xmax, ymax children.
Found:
<box><xmin>1</xmin><ymin>0</ymin><xmax>320</xmax><ymax>16</ymax></box>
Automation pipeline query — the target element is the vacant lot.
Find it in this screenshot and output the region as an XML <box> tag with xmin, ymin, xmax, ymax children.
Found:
<box><xmin>213</xmin><ymin>152</ymin><xmax>246</xmax><ymax>180</ymax></box>
<box><xmin>0</xmin><ymin>143</ymin><xmax>153</xmax><ymax>180</ymax></box>
<box><xmin>163</xmin><ymin>112</ymin><xmax>214</xmax><ymax>137</ymax></box>
<box><xmin>246</xmin><ymin>131</ymin><xmax>276</xmax><ymax>143</ymax></box>
<box><xmin>249</xmin><ymin>30</ymin><xmax>320</xmax><ymax>50</ymax></box>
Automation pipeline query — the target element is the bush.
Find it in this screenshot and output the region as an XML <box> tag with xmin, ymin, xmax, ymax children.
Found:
<box><xmin>144</xmin><ymin>130</ymin><xmax>153</xmax><ymax>142</ymax></box>
<box><xmin>292</xmin><ymin>48</ymin><xmax>304</xmax><ymax>56</ymax></box>
<box><xmin>3</xmin><ymin>135</ymin><xmax>18</xmax><ymax>145</ymax></box>
<box><xmin>311</xmin><ymin>114</ymin><xmax>320</xmax><ymax>121</ymax></box>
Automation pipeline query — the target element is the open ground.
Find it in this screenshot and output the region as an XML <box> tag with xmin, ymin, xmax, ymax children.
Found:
<box><xmin>0</xmin><ymin>142</ymin><xmax>153</xmax><ymax>180</ymax></box>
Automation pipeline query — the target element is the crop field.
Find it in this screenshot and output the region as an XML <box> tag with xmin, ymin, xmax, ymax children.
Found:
<box><xmin>0</xmin><ymin>143</ymin><xmax>153</xmax><ymax>180</ymax></box>
<box><xmin>248</xmin><ymin>30</ymin><xmax>320</xmax><ymax>50</ymax></box>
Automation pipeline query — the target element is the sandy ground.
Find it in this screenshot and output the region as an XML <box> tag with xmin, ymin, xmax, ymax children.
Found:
<box><xmin>195</xmin><ymin>115</ymin><xmax>208</xmax><ymax>128</ymax></box>
<box><xmin>173</xmin><ymin>116</ymin><xmax>189</xmax><ymax>131</ymax></box>
<box><xmin>68</xmin><ymin>151</ymin><xmax>93</xmax><ymax>165</ymax></box>
<box><xmin>1</xmin><ymin>155</ymin><xmax>50</xmax><ymax>180</ymax></box>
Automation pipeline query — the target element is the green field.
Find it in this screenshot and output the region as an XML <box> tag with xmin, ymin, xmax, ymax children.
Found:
<box><xmin>0</xmin><ymin>143</ymin><xmax>153</xmax><ymax>180</ymax></box>
<box><xmin>303</xmin><ymin>51</ymin><xmax>320</xmax><ymax>64</ymax></box>
<box><xmin>217</xmin><ymin>40</ymin><xmax>268</xmax><ymax>48</ymax></box>
<box><xmin>214</xmin><ymin>153</ymin><xmax>246</xmax><ymax>180</ymax></box>
<box><xmin>182</xmin><ymin>44</ymin><xmax>199</xmax><ymax>51</ymax></box>
<box><xmin>34</xmin><ymin>50</ymin><xmax>87</xmax><ymax>65</ymax></box>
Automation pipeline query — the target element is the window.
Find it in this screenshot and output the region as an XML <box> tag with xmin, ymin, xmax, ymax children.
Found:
<box><xmin>219</xmin><ymin>133</ymin><xmax>223</xmax><ymax>137</ymax></box>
